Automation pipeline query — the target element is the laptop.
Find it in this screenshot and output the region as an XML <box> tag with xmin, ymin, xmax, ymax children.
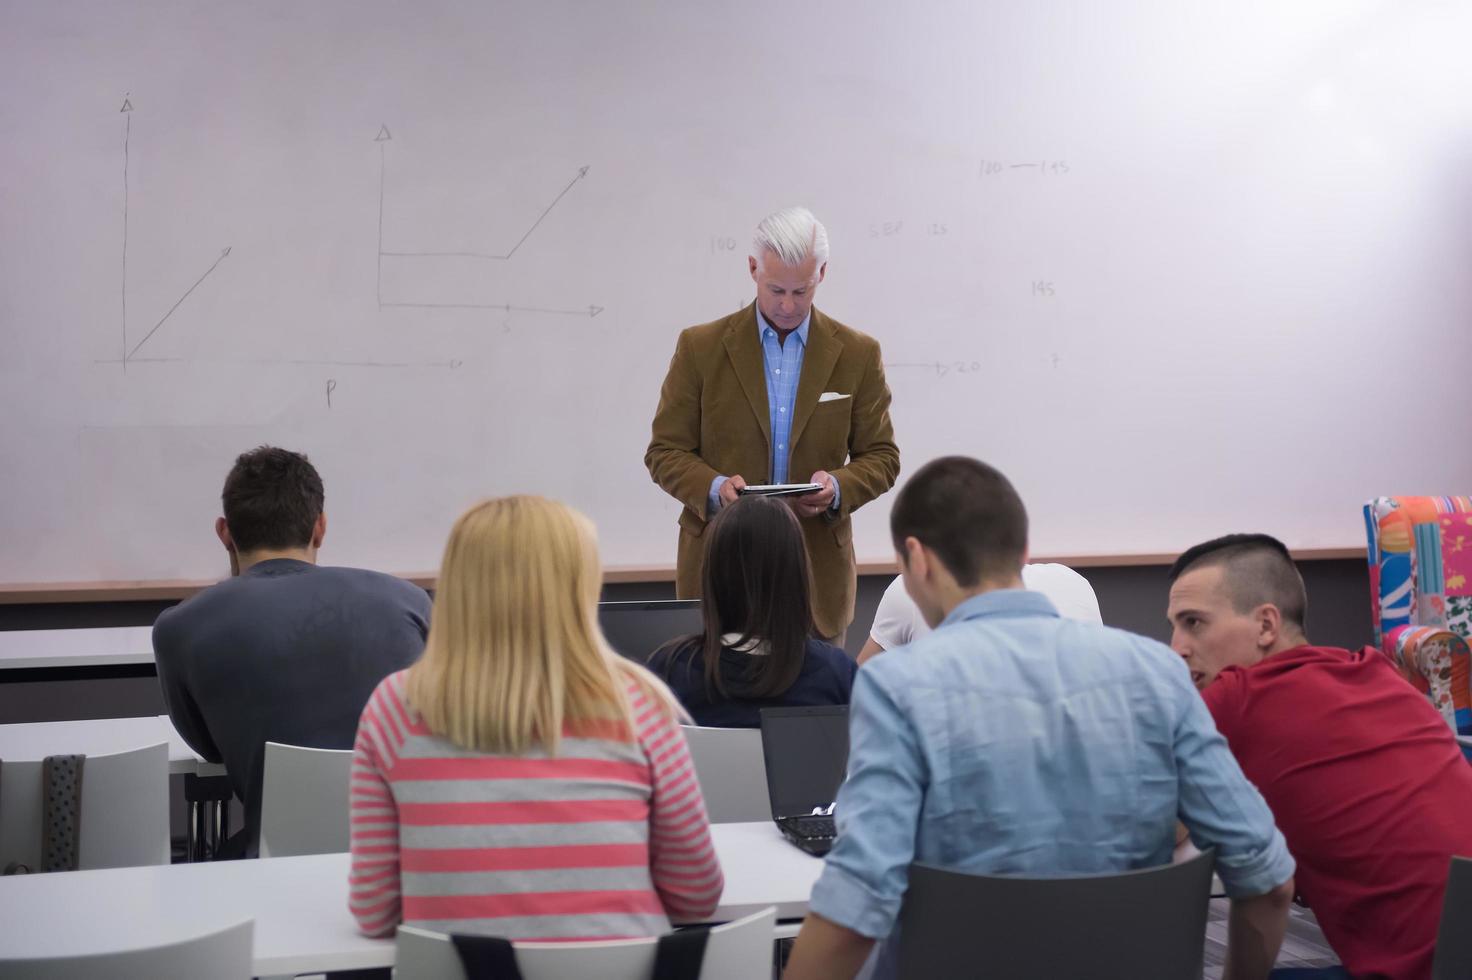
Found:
<box><xmin>596</xmin><ymin>600</ymin><xmax>702</xmax><ymax>662</ymax></box>
<box><xmin>759</xmin><ymin>705</ymin><xmax>850</xmax><ymax>856</ymax></box>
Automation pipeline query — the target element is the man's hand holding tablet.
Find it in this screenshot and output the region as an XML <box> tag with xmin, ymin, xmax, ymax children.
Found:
<box><xmin>738</xmin><ymin>470</ymin><xmax>836</xmax><ymax>519</ymax></box>
<box><xmin>718</xmin><ymin>474</ymin><xmax>748</xmax><ymax>507</ymax></box>
<box><xmin>738</xmin><ymin>483</ymin><xmax>824</xmax><ymax>497</ymax></box>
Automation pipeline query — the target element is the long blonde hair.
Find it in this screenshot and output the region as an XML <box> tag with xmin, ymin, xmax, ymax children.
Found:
<box><xmin>406</xmin><ymin>495</ymin><xmax>682</xmax><ymax>754</ymax></box>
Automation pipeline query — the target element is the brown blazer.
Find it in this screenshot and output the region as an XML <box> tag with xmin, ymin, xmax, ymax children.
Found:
<box><xmin>645</xmin><ymin>303</ymin><xmax>900</xmax><ymax>637</ymax></box>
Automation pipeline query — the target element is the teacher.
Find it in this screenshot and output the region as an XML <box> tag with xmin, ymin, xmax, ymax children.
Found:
<box><xmin>645</xmin><ymin>207</ymin><xmax>900</xmax><ymax>643</ymax></box>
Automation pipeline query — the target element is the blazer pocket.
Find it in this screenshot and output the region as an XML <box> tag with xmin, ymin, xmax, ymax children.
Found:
<box><xmin>805</xmin><ymin>399</ymin><xmax>852</xmax><ymax>454</ymax></box>
<box><xmin>678</xmin><ymin>507</ymin><xmax>707</xmax><ymax>538</ymax></box>
<box><xmin>832</xmin><ymin>518</ymin><xmax>853</xmax><ymax>549</ymax></box>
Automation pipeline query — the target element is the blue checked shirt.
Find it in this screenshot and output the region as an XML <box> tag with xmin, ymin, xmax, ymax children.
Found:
<box><xmin>811</xmin><ymin>589</ymin><xmax>1295</xmax><ymax>975</ymax></box>
<box><xmin>707</xmin><ymin>308</ymin><xmax>839</xmax><ymax>514</ymax></box>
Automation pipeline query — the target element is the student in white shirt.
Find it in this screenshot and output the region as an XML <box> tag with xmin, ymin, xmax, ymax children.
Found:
<box><xmin>857</xmin><ymin>563</ymin><xmax>1102</xmax><ymax>664</ymax></box>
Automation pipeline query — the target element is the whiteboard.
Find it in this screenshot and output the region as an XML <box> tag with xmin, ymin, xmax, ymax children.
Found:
<box><xmin>2</xmin><ymin>0</ymin><xmax>1471</xmax><ymax>584</ymax></box>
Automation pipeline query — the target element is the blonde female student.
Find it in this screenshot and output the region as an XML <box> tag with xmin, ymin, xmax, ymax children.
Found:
<box><xmin>348</xmin><ymin>496</ymin><xmax>723</xmax><ymax>940</ymax></box>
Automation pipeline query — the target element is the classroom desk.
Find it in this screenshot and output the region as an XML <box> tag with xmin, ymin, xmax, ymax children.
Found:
<box><xmin>0</xmin><ymin>822</ymin><xmax>822</xmax><ymax>976</ymax></box>
<box><xmin>0</xmin><ymin>626</ymin><xmax>158</xmax><ymax>689</ymax></box>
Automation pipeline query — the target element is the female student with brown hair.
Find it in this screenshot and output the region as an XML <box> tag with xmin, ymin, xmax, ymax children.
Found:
<box><xmin>646</xmin><ymin>494</ymin><xmax>857</xmax><ymax>727</ymax></box>
<box><xmin>348</xmin><ymin>495</ymin><xmax>722</xmax><ymax>940</ymax></box>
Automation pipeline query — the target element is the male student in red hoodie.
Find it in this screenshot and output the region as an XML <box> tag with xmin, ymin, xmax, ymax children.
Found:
<box><xmin>1168</xmin><ymin>533</ymin><xmax>1472</xmax><ymax>979</ymax></box>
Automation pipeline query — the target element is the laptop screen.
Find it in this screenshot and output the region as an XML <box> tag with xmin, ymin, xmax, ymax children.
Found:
<box><xmin>597</xmin><ymin>600</ymin><xmax>702</xmax><ymax>662</ymax></box>
<box><xmin>759</xmin><ymin>705</ymin><xmax>850</xmax><ymax>819</ymax></box>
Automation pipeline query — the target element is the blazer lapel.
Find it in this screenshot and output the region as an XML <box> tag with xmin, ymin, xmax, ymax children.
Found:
<box><xmin>722</xmin><ymin>303</ymin><xmax>772</xmax><ymax>448</ymax></box>
<box><xmin>790</xmin><ymin>308</ymin><xmax>841</xmax><ymax>450</ymax></box>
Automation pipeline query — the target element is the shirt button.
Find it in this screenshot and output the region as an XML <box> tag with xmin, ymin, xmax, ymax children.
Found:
<box><xmin>779</xmin><ymin>444</ymin><xmax>785</xmax><ymax>450</ymax></box>
<box><xmin>779</xmin><ymin>407</ymin><xmax>786</xmax><ymax>413</ymax></box>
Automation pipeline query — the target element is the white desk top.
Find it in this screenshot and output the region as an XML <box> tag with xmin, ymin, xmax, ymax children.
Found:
<box><xmin>0</xmin><ymin>714</ymin><xmax>223</xmax><ymax>776</ymax></box>
<box><xmin>0</xmin><ymin>626</ymin><xmax>155</xmax><ymax>670</ymax></box>
<box><xmin>0</xmin><ymin>822</ymin><xmax>820</xmax><ymax>975</ymax></box>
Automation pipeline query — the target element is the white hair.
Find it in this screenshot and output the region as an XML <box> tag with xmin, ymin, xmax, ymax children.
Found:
<box><xmin>751</xmin><ymin>207</ymin><xmax>829</xmax><ymax>269</ymax></box>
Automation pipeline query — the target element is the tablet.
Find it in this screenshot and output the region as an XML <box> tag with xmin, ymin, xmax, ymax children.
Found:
<box><xmin>738</xmin><ymin>483</ymin><xmax>824</xmax><ymax>497</ymax></box>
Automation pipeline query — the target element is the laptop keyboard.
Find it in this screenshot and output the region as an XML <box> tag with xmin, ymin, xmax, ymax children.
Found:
<box><xmin>790</xmin><ymin>816</ymin><xmax>835</xmax><ymax>840</ymax></box>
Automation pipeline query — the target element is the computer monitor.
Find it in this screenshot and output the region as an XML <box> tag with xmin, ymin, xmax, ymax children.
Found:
<box><xmin>759</xmin><ymin>705</ymin><xmax>850</xmax><ymax>819</ymax></box>
<box><xmin>596</xmin><ymin>599</ymin><xmax>703</xmax><ymax>663</ymax></box>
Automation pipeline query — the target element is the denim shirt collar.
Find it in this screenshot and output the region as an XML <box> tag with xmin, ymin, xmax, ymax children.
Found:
<box><xmin>755</xmin><ymin>306</ymin><xmax>811</xmax><ymax>347</ymax></box>
<box><xmin>940</xmin><ymin>588</ymin><xmax>1060</xmax><ymax>628</ymax></box>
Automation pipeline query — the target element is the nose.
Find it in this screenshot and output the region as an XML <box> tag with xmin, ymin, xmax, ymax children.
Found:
<box><xmin>1169</xmin><ymin>628</ymin><xmax>1189</xmax><ymax>658</ymax></box>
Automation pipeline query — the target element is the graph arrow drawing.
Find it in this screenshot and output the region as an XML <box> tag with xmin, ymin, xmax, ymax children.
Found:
<box><xmin>376</xmin><ymin>125</ymin><xmax>390</xmax><ymax>304</ymax></box>
<box><xmin>375</xmin><ymin>125</ymin><xmax>602</xmax><ymax>320</ymax></box>
<box><xmin>118</xmin><ymin>96</ymin><xmax>233</xmax><ymax>367</ymax></box>
<box><xmin>121</xmin><ymin>95</ymin><xmax>132</xmax><ymax>364</ymax></box>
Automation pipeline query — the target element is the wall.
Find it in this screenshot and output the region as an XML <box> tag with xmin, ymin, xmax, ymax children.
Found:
<box><xmin>3</xmin><ymin>1</ymin><xmax>1471</xmax><ymax>588</ymax></box>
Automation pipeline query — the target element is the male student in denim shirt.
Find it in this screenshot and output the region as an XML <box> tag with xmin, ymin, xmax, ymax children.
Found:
<box><xmin>784</xmin><ymin>457</ymin><xmax>1296</xmax><ymax>980</ymax></box>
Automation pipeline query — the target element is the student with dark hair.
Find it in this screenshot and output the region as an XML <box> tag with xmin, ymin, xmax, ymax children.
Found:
<box><xmin>1169</xmin><ymin>533</ymin><xmax>1472</xmax><ymax>979</ymax></box>
<box><xmin>154</xmin><ymin>446</ymin><xmax>431</xmax><ymax>857</ymax></box>
<box><xmin>786</xmin><ymin>457</ymin><xmax>1295</xmax><ymax>980</ymax></box>
<box><xmin>645</xmin><ymin>495</ymin><xmax>856</xmax><ymax>727</ymax></box>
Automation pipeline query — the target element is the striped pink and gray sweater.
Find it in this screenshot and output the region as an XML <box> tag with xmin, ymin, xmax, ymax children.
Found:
<box><xmin>349</xmin><ymin>670</ymin><xmax>724</xmax><ymax>940</ymax></box>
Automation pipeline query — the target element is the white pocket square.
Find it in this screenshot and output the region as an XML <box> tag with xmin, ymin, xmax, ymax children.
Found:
<box><xmin>818</xmin><ymin>391</ymin><xmax>851</xmax><ymax>403</ymax></box>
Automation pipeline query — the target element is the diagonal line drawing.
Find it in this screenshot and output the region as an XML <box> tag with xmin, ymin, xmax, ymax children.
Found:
<box><xmin>126</xmin><ymin>247</ymin><xmax>233</xmax><ymax>361</ymax></box>
<box><xmin>379</xmin><ymin>166</ymin><xmax>590</xmax><ymax>261</ymax></box>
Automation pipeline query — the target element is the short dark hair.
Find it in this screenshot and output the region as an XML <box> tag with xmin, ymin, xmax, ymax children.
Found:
<box><xmin>221</xmin><ymin>446</ymin><xmax>325</xmax><ymax>554</ymax></box>
<box><xmin>889</xmin><ymin>456</ymin><xmax>1027</xmax><ymax>587</ymax></box>
<box><xmin>655</xmin><ymin>495</ymin><xmax>813</xmax><ymax>701</ymax></box>
<box><xmin>1168</xmin><ymin>533</ymin><xmax>1307</xmax><ymax>631</ymax></box>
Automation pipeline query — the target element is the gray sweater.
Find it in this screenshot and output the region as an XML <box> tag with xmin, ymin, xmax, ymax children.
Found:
<box><xmin>154</xmin><ymin>558</ymin><xmax>431</xmax><ymax>854</ymax></box>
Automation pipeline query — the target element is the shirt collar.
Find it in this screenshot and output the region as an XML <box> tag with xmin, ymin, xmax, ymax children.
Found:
<box><xmin>939</xmin><ymin>588</ymin><xmax>1060</xmax><ymax>628</ymax></box>
<box><xmin>755</xmin><ymin>306</ymin><xmax>810</xmax><ymax>348</ymax></box>
<box><xmin>241</xmin><ymin>557</ymin><xmax>316</xmax><ymax>577</ymax></box>
<box><xmin>720</xmin><ymin>632</ymin><xmax>770</xmax><ymax>655</ymax></box>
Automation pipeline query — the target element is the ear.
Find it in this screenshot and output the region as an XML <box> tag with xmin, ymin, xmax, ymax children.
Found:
<box><xmin>215</xmin><ymin>517</ymin><xmax>235</xmax><ymax>553</ymax></box>
<box><xmin>748</xmin><ymin>255</ymin><xmax>759</xmax><ymax>281</ymax></box>
<box><xmin>902</xmin><ymin>536</ymin><xmax>928</xmax><ymax>581</ymax></box>
<box><xmin>816</xmin><ymin>261</ymin><xmax>827</xmax><ymax>284</ymax></box>
<box><xmin>1254</xmin><ymin>603</ymin><xmax>1283</xmax><ymax>650</ymax></box>
<box><xmin>311</xmin><ymin>512</ymin><xmax>327</xmax><ymax>549</ymax></box>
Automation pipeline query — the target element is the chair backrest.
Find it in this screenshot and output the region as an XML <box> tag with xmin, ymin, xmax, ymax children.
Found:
<box><xmin>395</xmin><ymin>906</ymin><xmax>776</xmax><ymax>980</ymax></box>
<box><xmin>0</xmin><ymin>917</ymin><xmax>253</xmax><ymax>979</ymax></box>
<box><xmin>1433</xmin><ymin>856</ymin><xmax>1472</xmax><ymax>979</ymax></box>
<box><xmin>679</xmin><ymin>726</ymin><xmax>771</xmax><ymax>823</ymax></box>
<box><xmin>1365</xmin><ymin>496</ymin><xmax>1472</xmax><ymax>732</ymax></box>
<box><xmin>0</xmin><ymin>741</ymin><xmax>169</xmax><ymax>872</ymax></box>
<box><xmin>258</xmin><ymin>741</ymin><xmax>354</xmax><ymax>858</ymax></box>
<box><xmin>898</xmin><ymin>849</ymin><xmax>1215</xmax><ymax>980</ymax></box>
